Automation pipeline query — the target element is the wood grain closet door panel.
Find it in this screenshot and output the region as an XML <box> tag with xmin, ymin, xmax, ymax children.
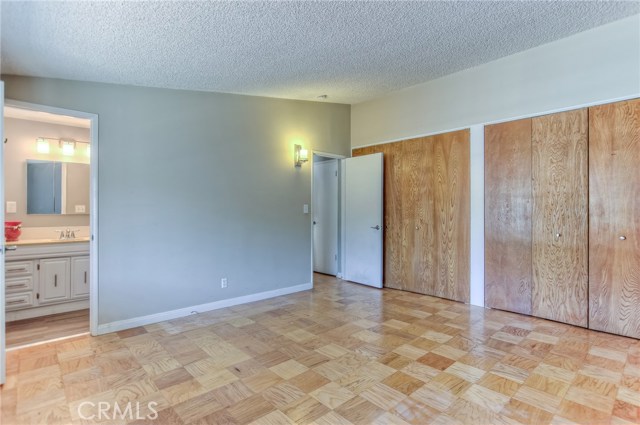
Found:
<box><xmin>484</xmin><ymin>119</ymin><xmax>532</xmax><ymax>315</ymax></box>
<box><xmin>400</xmin><ymin>137</ymin><xmax>435</xmax><ymax>294</ymax></box>
<box><xmin>589</xmin><ymin>99</ymin><xmax>640</xmax><ymax>338</ymax></box>
<box><xmin>384</xmin><ymin>143</ymin><xmax>405</xmax><ymax>289</ymax></box>
<box><xmin>433</xmin><ymin>130</ymin><xmax>470</xmax><ymax>303</ymax></box>
<box><xmin>531</xmin><ymin>109</ymin><xmax>589</xmax><ymax>327</ymax></box>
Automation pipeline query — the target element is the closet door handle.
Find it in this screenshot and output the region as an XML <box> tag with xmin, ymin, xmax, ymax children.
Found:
<box><xmin>54</xmin><ymin>274</ymin><xmax>58</xmax><ymax>287</ymax></box>
<box><xmin>84</xmin><ymin>271</ymin><xmax>87</xmax><ymax>284</ymax></box>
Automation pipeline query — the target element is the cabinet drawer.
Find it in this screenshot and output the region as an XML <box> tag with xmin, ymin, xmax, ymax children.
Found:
<box><xmin>5</xmin><ymin>276</ymin><xmax>34</xmax><ymax>293</ymax></box>
<box><xmin>6</xmin><ymin>261</ymin><xmax>34</xmax><ymax>277</ymax></box>
<box><xmin>6</xmin><ymin>292</ymin><xmax>35</xmax><ymax>311</ymax></box>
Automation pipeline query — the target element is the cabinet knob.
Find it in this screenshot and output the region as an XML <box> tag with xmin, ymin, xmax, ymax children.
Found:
<box><xmin>619</xmin><ymin>236</ymin><xmax>627</xmax><ymax>241</ymax></box>
<box><xmin>555</xmin><ymin>233</ymin><xmax>561</xmax><ymax>238</ymax></box>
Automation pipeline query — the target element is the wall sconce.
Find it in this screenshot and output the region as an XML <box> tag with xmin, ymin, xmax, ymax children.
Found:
<box><xmin>36</xmin><ymin>137</ymin><xmax>50</xmax><ymax>154</ymax></box>
<box><xmin>294</xmin><ymin>144</ymin><xmax>309</xmax><ymax>167</ymax></box>
<box><xmin>61</xmin><ymin>140</ymin><xmax>76</xmax><ymax>156</ymax></box>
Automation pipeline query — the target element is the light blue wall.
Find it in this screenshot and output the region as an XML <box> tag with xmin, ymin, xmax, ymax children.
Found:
<box><xmin>3</xmin><ymin>76</ymin><xmax>351</xmax><ymax>325</ymax></box>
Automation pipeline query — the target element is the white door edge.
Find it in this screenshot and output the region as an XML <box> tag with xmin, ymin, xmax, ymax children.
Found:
<box><xmin>1</xmin><ymin>82</ymin><xmax>6</xmax><ymax>384</ymax></box>
<box><xmin>344</xmin><ymin>153</ymin><xmax>384</xmax><ymax>288</ymax></box>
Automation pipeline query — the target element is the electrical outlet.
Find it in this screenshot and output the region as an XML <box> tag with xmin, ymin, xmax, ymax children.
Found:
<box><xmin>6</xmin><ymin>201</ymin><xmax>17</xmax><ymax>214</ymax></box>
<box><xmin>221</xmin><ymin>278</ymin><xmax>228</xmax><ymax>288</ymax></box>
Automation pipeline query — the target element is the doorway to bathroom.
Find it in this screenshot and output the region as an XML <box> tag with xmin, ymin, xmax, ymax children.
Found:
<box><xmin>311</xmin><ymin>152</ymin><xmax>345</xmax><ymax>286</ymax></box>
<box><xmin>2</xmin><ymin>101</ymin><xmax>98</xmax><ymax>355</ymax></box>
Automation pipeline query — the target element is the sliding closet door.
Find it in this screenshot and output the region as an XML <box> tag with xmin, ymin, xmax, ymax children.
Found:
<box><xmin>400</xmin><ymin>137</ymin><xmax>435</xmax><ymax>294</ymax></box>
<box><xmin>485</xmin><ymin>119</ymin><xmax>532</xmax><ymax>315</ymax></box>
<box><xmin>531</xmin><ymin>109</ymin><xmax>589</xmax><ymax>327</ymax></box>
<box><xmin>433</xmin><ymin>130</ymin><xmax>470</xmax><ymax>303</ymax></box>
<box><xmin>589</xmin><ymin>99</ymin><xmax>640</xmax><ymax>339</ymax></box>
<box><xmin>355</xmin><ymin>130</ymin><xmax>470</xmax><ymax>301</ymax></box>
<box><xmin>383</xmin><ymin>142</ymin><xmax>405</xmax><ymax>290</ymax></box>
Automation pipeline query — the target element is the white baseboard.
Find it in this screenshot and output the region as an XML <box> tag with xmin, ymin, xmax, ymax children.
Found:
<box><xmin>7</xmin><ymin>299</ymin><xmax>89</xmax><ymax>322</ymax></box>
<box><xmin>97</xmin><ymin>282</ymin><xmax>312</xmax><ymax>335</ymax></box>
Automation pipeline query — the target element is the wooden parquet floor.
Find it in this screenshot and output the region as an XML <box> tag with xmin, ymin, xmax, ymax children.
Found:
<box><xmin>6</xmin><ymin>309</ymin><xmax>90</xmax><ymax>349</ymax></box>
<box><xmin>1</xmin><ymin>273</ymin><xmax>639</xmax><ymax>425</ymax></box>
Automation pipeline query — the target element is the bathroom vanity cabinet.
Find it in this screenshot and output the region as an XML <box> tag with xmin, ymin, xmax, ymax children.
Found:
<box><xmin>5</xmin><ymin>240</ymin><xmax>89</xmax><ymax>321</ymax></box>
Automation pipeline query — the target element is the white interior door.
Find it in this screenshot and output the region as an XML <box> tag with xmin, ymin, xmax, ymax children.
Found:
<box><xmin>313</xmin><ymin>159</ymin><xmax>338</xmax><ymax>275</ymax></box>
<box><xmin>1</xmin><ymin>82</ymin><xmax>6</xmax><ymax>384</ymax></box>
<box><xmin>344</xmin><ymin>153</ymin><xmax>383</xmax><ymax>288</ymax></box>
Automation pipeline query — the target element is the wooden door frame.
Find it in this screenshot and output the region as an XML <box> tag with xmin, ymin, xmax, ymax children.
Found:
<box><xmin>3</xmin><ymin>99</ymin><xmax>99</xmax><ymax>338</ymax></box>
<box><xmin>310</xmin><ymin>151</ymin><xmax>345</xmax><ymax>288</ymax></box>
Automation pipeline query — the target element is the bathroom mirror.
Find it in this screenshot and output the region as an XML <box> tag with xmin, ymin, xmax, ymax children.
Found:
<box><xmin>26</xmin><ymin>160</ymin><xmax>90</xmax><ymax>215</ymax></box>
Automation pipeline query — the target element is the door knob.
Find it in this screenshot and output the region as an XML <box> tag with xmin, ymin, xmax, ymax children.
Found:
<box><xmin>619</xmin><ymin>236</ymin><xmax>627</xmax><ymax>240</ymax></box>
<box><xmin>371</xmin><ymin>225</ymin><xmax>381</xmax><ymax>230</ymax></box>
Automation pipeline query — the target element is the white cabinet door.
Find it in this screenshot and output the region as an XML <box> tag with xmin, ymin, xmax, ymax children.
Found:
<box><xmin>71</xmin><ymin>256</ymin><xmax>90</xmax><ymax>298</ymax></box>
<box><xmin>40</xmin><ymin>258</ymin><xmax>70</xmax><ymax>304</ymax></box>
<box><xmin>344</xmin><ymin>153</ymin><xmax>384</xmax><ymax>288</ymax></box>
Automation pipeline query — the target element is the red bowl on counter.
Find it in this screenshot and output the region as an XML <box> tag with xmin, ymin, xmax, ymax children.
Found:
<box><xmin>5</xmin><ymin>221</ymin><xmax>22</xmax><ymax>242</ymax></box>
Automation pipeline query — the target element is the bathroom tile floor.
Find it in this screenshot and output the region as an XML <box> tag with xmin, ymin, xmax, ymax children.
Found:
<box><xmin>1</xmin><ymin>273</ymin><xmax>639</xmax><ymax>424</ymax></box>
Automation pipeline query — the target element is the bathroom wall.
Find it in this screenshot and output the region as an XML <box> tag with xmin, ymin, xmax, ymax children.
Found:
<box><xmin>4</xmin><ymin>117</ymin><xmax>90</xmax><ymax>228</ymax></box>
<box><xmin>2</xmin><ymin>76</ymin><xmax>351</xmax><ymax>328</ymax></box>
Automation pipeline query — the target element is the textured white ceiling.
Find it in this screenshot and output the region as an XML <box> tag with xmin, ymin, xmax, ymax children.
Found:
<box><xmin>1</xmin><ymin>1</ymin><xmax>638</xmax><ymax>104</ymax></box>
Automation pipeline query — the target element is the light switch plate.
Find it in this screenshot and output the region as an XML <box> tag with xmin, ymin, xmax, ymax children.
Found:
<box><xmin>303</xmin><ymin>204</ymin><xmax>309</xmax><ymax>214</ymax></box>
<box><xmin>6</xmin><ymin>201</ymin><xmax>17</xmax><ymax>214</ymax></box>
<box><xmin>75</xmin><ymin>205</ymin><xmax>86</xmax><ymax>213</ymax></box>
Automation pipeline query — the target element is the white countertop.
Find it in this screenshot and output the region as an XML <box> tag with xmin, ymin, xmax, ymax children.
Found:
<box><xmin>6</xmin><ymin>237</ymin><xmax>90</xmax><ymax>246</ymax></box>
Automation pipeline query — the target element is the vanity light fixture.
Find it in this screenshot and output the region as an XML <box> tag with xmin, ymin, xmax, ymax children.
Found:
<box><xmin>36</xmin><ymin>137</ymin><xmax>50</xmax><ymax>154</ymax></box>
<box><xmin>61</xmin><ymin>140</ymin><xmax>75</xmax><ymax>156</ymax></box>
<box><xmin>294</xmin><ymin>144</ymin><xmax>309</xmax><ymax>167</ymax></box>
<box><xmin>35</xmin><ymin>137</ymin><xmax>90</xmax><ymax>157</ymax></box>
